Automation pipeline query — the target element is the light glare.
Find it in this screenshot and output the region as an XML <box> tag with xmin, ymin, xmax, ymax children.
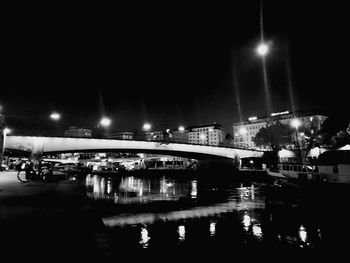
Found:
<box><xmin>4</xmin><ymin>128</ymin><xmax>12</xmax><ymax>134</ymax></box>
<box><xmin>50</xmin><ymin>113</ymin><xmax>60</xmax><ymax>120</ymax></box>
<box><xmin>100</xmin><ymin>117</ymin><xmax>111</xmax><ymax>127</ymax></box>
<box><xmin>291</xmin><ymin>119</ymin><xmax>301</xmax><ymax>129</ymax></box>
<box><xmin>143</xmin><ymin>123</ymin><xmax>151</xmax><ymax>131</ymax></box>
<box><xmin>256</xmin><ymin>43</ymin><xmax>269</xmax><ymax>56</ymax></box>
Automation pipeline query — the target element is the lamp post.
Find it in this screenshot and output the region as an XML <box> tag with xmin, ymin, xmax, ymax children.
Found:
<box><xmin>1</xmin><ymin>127</ymin><xmax>11</xmax><ymax>169</ymax></box>
<box><xmin>142</xmin><ymin>122</ymin><xmax>152</xmax><ymax>141</ymax></box>
<box><xmin>291</xmin><ymin>118</ymin><xmax>303</xmax><ymax>163</ymax></box>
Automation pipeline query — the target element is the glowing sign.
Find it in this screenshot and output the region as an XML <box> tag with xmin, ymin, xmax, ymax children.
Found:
<box><xmin>271</xmin><ymin>111</ymin><xmax>289</xmax><ymax>117</ymax></box>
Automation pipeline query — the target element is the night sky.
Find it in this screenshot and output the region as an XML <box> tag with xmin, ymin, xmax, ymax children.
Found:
<box><xmin>2</xmin><ymin>1</ymin><xmax>349</xmax><ymax>136</ymax></box>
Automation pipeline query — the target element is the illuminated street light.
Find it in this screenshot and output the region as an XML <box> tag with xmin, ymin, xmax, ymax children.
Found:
<box><xmin>256</xmin><ymin>42</ymin><xmax>269</xmax><ymax>57</ymax></box>
<box><xmin>291</xmin><ymin>119</ymin><xmax>301</xmax><ymax>129</ymax></box>
<box><xmin>291</xmin><ymin>118</ymin><xmax>303</xmax><ymax>163</ymax></box>
<box><xmin>100</xmin><ymin>117</ymin><xmax>111</xmax><ymax>127</ymax></box>
<box><xmin>143</xmin><ymin>123</ymin><xmax>151</xmax><ymax>131</ymax></box>
<box><xmin>178</xmin><ymin>126</ymin><xmax>185</xmax><ymax>132</ymax></box>
<box><xmin>239</xmin><ymin>127</ymin><xmax>247</xmax><ymax>135</ymax></box>
<box><xmin>50</xmin><ymin>112</ymin><xmax>61</xmax><ymax>120</ymax></box>
<box><xmin>3</xmin><ymin>128</ymin><xmax>11</xmax><ymax>134</ymax></box>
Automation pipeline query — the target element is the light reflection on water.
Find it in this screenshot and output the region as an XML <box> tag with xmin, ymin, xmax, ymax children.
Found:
<box><xmin>83</xmin><ymin>173</ymin><xmax>330</xmax><ymax>254</ymax></box>
<box><xmin>85</xmin><ymin>174</ymin><xmax>193</xmax><ymax>204</ymax></box>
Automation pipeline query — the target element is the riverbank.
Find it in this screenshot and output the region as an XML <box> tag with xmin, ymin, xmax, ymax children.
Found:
<box><xmin>0</xmin><ymin>171</ymin><xmax>111</xmax><ymax>260</ymax></box>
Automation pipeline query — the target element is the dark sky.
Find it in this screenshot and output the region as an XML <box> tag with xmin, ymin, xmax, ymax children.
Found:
<box><xmin>2</xmin><ymin>1</ymin><xmax>349</xmax><ymax>136</ymax></box>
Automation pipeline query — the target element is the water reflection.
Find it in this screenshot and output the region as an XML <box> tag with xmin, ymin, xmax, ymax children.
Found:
<box><xmin>139</xmin><ymin>226</ymin><xmax>151</xmax><ymax>248</ymax></box>
<box><xmin>209</xmin><ymin>221</ymin><xmax>216</xmax><ymax>237</ymax></box>
<box><xmin>242</xmin><ymin>213</ymin><xmax>251</xmax><ymax>230</ymax></box>
<box><xmin>252</xmin><ymin>224</ymin><xmax>263</xmax><ymax>239</ymax></box>
<box><xmin>83</xmin><ymin>173</ymin><xmax>335</xmax><ymax>254</ymax></box>
<box><xmin>178</xmin><ymin>225</ymin><xmax>186</xmax><ymax>242</ymax></box>
<box><xmin>299</xmin><ymin>225</ymin><xmax>307</xmax><ymax>243</ymax></box>
<box><xmin>191</xmin><ymin>180</ymin><xmax>197</xmax><ymax>198</ymax></box>
<box><xmin>85</xmin><ymin>174</ymin><xmax>193</xmax><ymax>204</ymax></box>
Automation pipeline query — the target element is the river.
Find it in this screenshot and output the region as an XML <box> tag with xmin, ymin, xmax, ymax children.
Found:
<box><xmin>81</xmin><ymin>170</ymin><xmax>350</xmax><ymax>259</ymax></box>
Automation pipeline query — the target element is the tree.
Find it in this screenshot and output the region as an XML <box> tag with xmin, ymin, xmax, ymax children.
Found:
<box><xmin>309</xmin><ymin>118</ymin><xmax>349</xmax><ymax>148</ymax></box>
<box><xmin>253</xmin><ymin>121</ymin><xmax>294</xmax><ymax>152</ymax></box>
<box><xmin>220</xmin><ymin>133</ymin><xmax>234</xmax><ymax>147</ymax></box>
<box><xmin>253</xmin><ymin>121</ymin><xmax>294</xmax><ymax>165</ymax></box>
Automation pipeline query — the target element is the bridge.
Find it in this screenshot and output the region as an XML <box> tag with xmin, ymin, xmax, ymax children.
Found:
<box><xmin>5</xmin><ymin>135</ymin><xmax>264</xmax><ymax>169</ymax></box>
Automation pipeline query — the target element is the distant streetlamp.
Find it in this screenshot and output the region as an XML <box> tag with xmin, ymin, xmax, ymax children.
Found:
<box><xmin>256</xmin><ymin>42</ymin><xmax>270</xmax><ymax>57</ymax></box>
<box><xmin>4</xmin><ymin>128</ymin><xmax>11</xmax><ymax>135</ymax></box>
<box><xmin>99</xmin><ymin>117</ymin><xmax>111</xmax><ymax>127</ymax></box>
<box><xmin>239</xmin><ymin>127</ymin><xmax>247</xmax><ymax>136</ymax></box>
<box><xmin>142</xmin><ymin>123</ymin><xmax>151</xmax><ymax>131</ymax></box>
<box><xmin>291</xmin><ymin>118</ymin><xmax>302</xmax><ymax>163</ymax></box>
<box><xmin>1</xmin><ymin>127</ymin><xmax>12</xmax><ymax>166</ymax></box>
<box><xmin>50</xmin><ymin>112</ymin><xmax>61</xmax><ymax>121</ymax></box>
<box><xmin>178</xmin><ymin>126</ymin><xmax>185</xmax><ymax>132</ymax></box>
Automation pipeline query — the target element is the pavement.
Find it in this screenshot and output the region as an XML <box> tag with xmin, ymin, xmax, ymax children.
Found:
<box><xmin>0</xmin><ymin>171</ymin><xmax>112</xmax><ymax>260</ymax></box>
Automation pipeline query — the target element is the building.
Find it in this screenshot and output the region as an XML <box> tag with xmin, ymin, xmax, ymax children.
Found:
<box><xmin>188</xmin><ymin>123</ymin><xmax>223</xmax><ymax>146</ymax></box>
<box><xmin>64</xmin><ymin>126</ymin><xmax>92</xmax><ymax>138</ymax></box>
<box><xmin>145</xmin><ymin>131</ymin><xmax>165</xmax><ymax>141</ymax></box>
<box><xmin>103</xmin><ymin>131</ymin><xmax>134</xmax><ymax>140</ymax></box>
<box><xmin>171</xmin><ymin>130</ymin><xmax>189</xmax><ymax>143</ymax></box>
<box><xmin>232</xmin><ymin>110</ymin><xmax>328</xmax><ymax>149</ymax></box>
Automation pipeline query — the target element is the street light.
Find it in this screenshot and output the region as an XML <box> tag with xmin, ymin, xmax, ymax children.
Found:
<box><xmin>50</xmin><ymin>112</ymin><xmax>61</xmax><ymax>121</ymax></box>
<box><xmin>142</xmin><ymin>123</ymin><xmax>151</xmax><ymax>131</ymax></box>
<box><xmin>4</xmin><ymin>128</ymin><xmax>11</xmax><ymax>135</ymax></box>
<box><xmin>100</xmin><ymin>117</ymin><xmax>112</xmax><ymax>127</ymax></box>
<box><xmin>178</xmin><ymin>126</ymin><xmax>185</xmax><ymax>132</ymax></box>
<box><xmin>291</xmin><ymin>119</ymin><xmax>301</xmax><ymax>129</ymax></box>
<box><xmin>239</xmin><ymin>127</ymin><xmax>247</xmax><ymax>136</ymax></box>
<box><xmin>1</xmin><ymin>127</ymin><xmax>12</xmax><ymax>167</ymax></box>
<box><xmin>291</xmin><ymin>118</ymin><xmax>302</xmax><ymax>163</ymax></box>
<box><xmin>256</xmin><ymin>42</ymin><xmax>270</xmax><ymax>57</ymax></box>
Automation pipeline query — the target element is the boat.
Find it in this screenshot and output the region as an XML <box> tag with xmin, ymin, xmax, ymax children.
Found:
<box><xmin>266</xmin><ymin>149</ymin><xmax>350</xmax><ymax>184</ymax></box>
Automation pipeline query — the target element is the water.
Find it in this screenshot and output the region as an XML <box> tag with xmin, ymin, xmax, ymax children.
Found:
<box><xmin>83</xmin><ymin>172</ymin><xmax>350</xmax><ymax>259</ymax></box>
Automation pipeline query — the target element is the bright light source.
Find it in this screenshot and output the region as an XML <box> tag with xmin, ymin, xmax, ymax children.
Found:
<box><xmin>50</xmin><ymin>112</ymin><xmax>61</xmax><ymax>120</ymax></box>
<box><xmin>166</xmin><ymin>129</ymin><xmax>170</xmax><ymax>133</ymax></box>
<box><xmin>100</xmin><ymin>117</ymin><xmax>111</xmax><ymax>127</ymax></box>
<box><xmin>4</xmin><ymin>128</ymin><xmax>11</xmax><ymax>134</ymax></box>
<box><xmin>143</xmin><ymin>123</ymin><xmax>151</xmax><ymax>131</ymax></box>
<box><xmin>178</xmin><ymin>225</ymin><xmax>186</xmax><ymax>241</ymax></box>
<box><xmin>178</xmin><ymin>126</ymin><xmax>185</xmax><ymax>132</ymax></box>
<box><xmin>291</xmin><ymin>119</ymin><xmax>301</xmax><ymax>129</ymax></box>
<box><xmin>199</xmin><ymin>134</ymin><xmax>206</xmax><ymax>140</ymax></box>
<box><xmin>239</xmin><ymin>127</ymin><xmax>247</xmax><ymax>135</ymax></box>
<box><xmin>248</xmin><ymin>116</ymin><xmax>257</xmax><ymax>121</ymax></box>
<box><xmin>271</xmin><ymin>111</ymin><xmax>289</xmax><ymax>117</ymax></box>
<box><xmin>256</xmin><ymin>42</ymin><xmax>269</xmax><ymax>56</ymax></box>
<box><xmin>299</xmin><ymin>225</ymin><xmax>307</xmax><ymax>243</ymax></box>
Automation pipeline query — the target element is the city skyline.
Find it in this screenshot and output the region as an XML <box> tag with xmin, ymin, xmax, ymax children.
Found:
<box><xmin>1</xmin><ymin>1</ymin><xmax>349</xmax><ymax>135</ymax></box>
